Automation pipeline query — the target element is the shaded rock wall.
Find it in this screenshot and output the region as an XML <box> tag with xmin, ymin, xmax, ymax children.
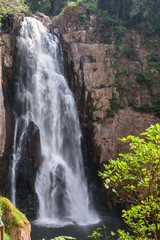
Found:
<box><xmin>0</xmin><ymin>46</ymin><xmax>6</xmax><ymax>158</ymax></box>
<box><xmin>0</xmin><ymin>16</ymin><xmax>40</xmax><ymax>218</ymax></box>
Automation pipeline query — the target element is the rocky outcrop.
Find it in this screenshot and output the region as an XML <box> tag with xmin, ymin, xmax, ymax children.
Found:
<box><xmin>0</xmin><ymin>196</ymin><xmax>31</xmax><ymax>240</ymax></box>
<box><xmin>93</xmin><ymin>108</ymin><xmax>160</xmax><ymax>163</ymax></box>
<box><xmin>0</xmin><ymin>36</ymin><xmax>6</xmax><ymax>159</ymax></box>
<box><xmin>46</xmin><ymin>6</ymin><xmax>160</xmax><ymax>163</ymax></box>
<box><xmin>67</xmin><ymin>42</ymin><xmax>114</xmax><ymax>121</ymax></box>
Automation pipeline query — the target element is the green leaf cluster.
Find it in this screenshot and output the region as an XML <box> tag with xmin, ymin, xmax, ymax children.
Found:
<box><xmin>97</xmin><ymin>0</ymin><xmax>160</xmax><ymax>33</ymax></box>
<box><xmin>0</xmin><ymin>0</ymin><xmax>28</xmax><ymax>44</ymax></box>
<box><xmin>100</xmin><ymin>124</ymin><xmax>160</xmax><ymax>239</ymax></box>
<box><xmin>0</xmin><ymin>0</ymin><xmax>28</xmax><ymax>17</ymax></box>
<box><xmin>106</xmin><ymin>92</ymin><xmax>124</xmax><ymax>118</ymax></box>
<box><xmin>88</xmin><ymin>225</ymin><xmax>108</xmax><ymax>240</ymax></box>
<box><xmin>50</xmin><ymin>237</ymin><xmax>76</xmax><ymax>240</ymax></box>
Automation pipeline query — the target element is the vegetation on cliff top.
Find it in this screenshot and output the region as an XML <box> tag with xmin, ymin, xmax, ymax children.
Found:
<box><xmin>0</xmin><ymin>0</ymin><xmax>28</xmax><ymax>17</ymax></box>
<box><xmin>0</xmin><ymin>0</ymin><xmax>28</xmax><ymax>25</ymax></box>
<box><xmin>0</xmin><ymin>0</ymin><xmax>28</xmax><ymax>43</ymax></box>
<box><xmin>100</xmin><ymin>123</ymin><xmax>160</xmax><ymax>239</ymax></box>
<box><xmin>26</xmin><ymin>0</ymin><xmax>160</xmax><ymax>34</ymax></box>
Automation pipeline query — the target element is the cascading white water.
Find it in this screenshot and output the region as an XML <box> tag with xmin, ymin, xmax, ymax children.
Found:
<box><xmin>13</xmin><ymin>17</ymin><xmax>98</xmax><ymax>225</ymax></box>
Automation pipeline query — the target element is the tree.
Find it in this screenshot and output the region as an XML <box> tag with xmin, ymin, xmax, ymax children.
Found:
<box><xmin>77</xmin><ymin>0</ymin><xmax>97</xmax><ymax>12</ymax></box>
<box><xmin>0</xmin><ymin>0</ymin><xmax>28</xmax><ymax>44</ymax></box>
<box><xmin>0</xmin><ymin>0</ymin><xmax>28</xmax><ymax>17</ymax></box>
<box><xmin>100</xmin><ymin>124</ymin><xmax>160</xmax><ymax>239</ymax></box>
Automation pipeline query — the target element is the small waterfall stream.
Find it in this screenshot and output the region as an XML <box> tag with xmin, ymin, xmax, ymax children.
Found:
<box><xmin>11</xmin><ymin>17</ymin><xmax>98</xmax><ymax>225</ymax></box>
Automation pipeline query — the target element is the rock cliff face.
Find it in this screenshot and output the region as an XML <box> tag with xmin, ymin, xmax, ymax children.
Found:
<box><xmin>0</xmin><ymin>16</ymin><xmax>39</xmax><ymax>217</ymax></box>
<box><xmin>44</xmin><ymin>6</ymin><xmax>160</xmax><ymax>168</ymax></box>
<box><xmin>0</xmin><ymin>16</ymin><xmax>20</xmax><ymax>196</ymax></box>
<box><xmin>1</xmin><ymin>9</ymin><xmax>160</xmax><ymax>215</ymax></box>
<box><xmin>0</xmin><ymin>47</ymin><xmax>6</xmax><ymax>158</ymax></box>
<box><xmin>47</xmin><ymin>7</ymin><xmax>160</xmax><ymax>211</ymax></box>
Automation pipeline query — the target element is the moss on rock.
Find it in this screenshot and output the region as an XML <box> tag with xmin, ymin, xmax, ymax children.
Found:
<box><xmin>0</xmin><ymin>196</ymin><xmax>31</xmax><ymax>240</ymax></box>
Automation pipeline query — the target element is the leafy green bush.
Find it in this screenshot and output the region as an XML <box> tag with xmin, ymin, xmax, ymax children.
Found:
<box><xmin>0</xmin><ymin>0</ymin><xmax>28</xmax><ymax>44</ymax></box>
<box><xmin>77</xmin><ymin>0</ymin><xmax>97</xmax><ymax>12</ymax></box>
<box><xmin>4</xmin><ymin>233</ymin><xmax>12</xmax><ymax>240</ymax></box>
<box><xmin>0</xmin><ymin>0</ymin><xmax>28</xmax><ymax>17</ymax></box>
<box><xmin>106</xmin><ymin>92</ymin><xmax>124</xmax><ymax>118</ymax></box>
<box><xmin>106</xmin><ymin>108</ymin><xmax>115</xmax><ymax>118</ymax></box>
<box><xmin>67</xmin><ymin>1</ymin><xmax>77</xmax><ymax>7</ymax></box>
<box><xmin>87</xmin><ymin>54</ymin><xmax>96</xmax><ymax>63</ymax></box>
<box><xmin>136</xmin><ymin>72</ymin><xmax>148</xmax><ymax>85</ymax></box>
<box><xmin>151</xmin><ymin>51</ymin><xmax>160</xmax><ymax>62</ymax></box>
<box><xmin>133</xmin><ymin>102</ymin><xmax>152</xmax><ymax>113</ymax></box>
<box><xmin>152</xmin><ymin>94</ymin><xmax>160</xmax><ymax>117</ymax></box>
<box><xmin>98</xmin><ymin>10</ymin><xmax>119</xmax><ymax>26</ymax></box>
<box><xmin>100</xmin><ymin>124</ymin><xmax>160</xmax><ymax>239</ymax></box>
<box><xmin>122</xmin><ymin>47</ymin><xmax>134</xmax><ymax>59</ymax></box>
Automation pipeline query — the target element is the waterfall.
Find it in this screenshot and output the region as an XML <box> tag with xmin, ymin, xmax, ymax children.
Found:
<box><xmin>12</xmin><ymin>17</ymin><xmax>98</xmax><ymax>225</ymax></box>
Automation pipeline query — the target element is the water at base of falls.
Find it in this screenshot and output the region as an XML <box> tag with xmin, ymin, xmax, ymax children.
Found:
<box><xmin>12</xmin><ymin>17</ymin><xmax>99</xmax><ymax>225</ymax></box>
<box><xmin>31</xmin><ymin>216</ymin><xmax>126</xmax><ymax>240</ymax></box>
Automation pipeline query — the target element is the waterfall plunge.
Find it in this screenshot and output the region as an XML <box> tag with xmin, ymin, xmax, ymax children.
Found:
<box><xmin>12</xmin><ymin>17</ymin><xmax>98</xmax><ymax>225</ymax></box>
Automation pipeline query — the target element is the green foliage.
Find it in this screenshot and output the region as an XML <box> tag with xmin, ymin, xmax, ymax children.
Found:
<box><xmin>97</xmin><ymin>0</ymin><xmax>160</xmax><ymax>32</ymax></box>
<box><xmin>0</xmin><ymin>0</ymin><xmax>28</xmax><ymax>17</ymax></box>
<box><xmin>100</xmin><ymin>124</ymin><xmax>160</xmax><ymax>239</ymax></box>
<box><xmin>116</xmin><ymin>70</ymin><xmax>128</xmax><ymax>77</ymax></box>
<box><xmin>87</xmin><ymin>54</ymin><xmax>96</xmax><ymax>63</ymax></box>
<box><xmin>88</xmin><ymin>225</ymin><xmax>107</xmax><ymax>240</ymax></box>
<box><xmin>152</xmin><ymin>94</ymin><xmax>160</xmax><ymax>117</ymax></box>
<box><xmin>106</xmin><ymin>92</ymin><xmax>124</xmax><ymax>118</ymax></box>
<box><xmin>89</xmin><ymin>231</ymin><xmax>103</xmax><ymax>239</ymax></box>
<box><xmin>133</xmin><ymin>102</ymin><xmax>152</xmax><ymax>113</ymax></box>
<box><xmin>0</xmin><ymin>196</ymin><xmax>29</xmax><ymax>240</ymax></box>
<box><xmin>12</xmin><ymin>208</ymin><xmax>25</xmax><ymax>226</ymax></box>
<box><xmin>28</xmin><ymin>0</ymin><xmax>67</xmax><ymax>16</ymax></box>
<box><xmin>98</xmin><ymin>10</ymin><xmax>119</xmax><ymax>26</ymax></box>
<box><xmin>4</xmin><ymin>233</ymin><xmax>12</xmax><ymax>240</ymax></box>
<box><xmin>78</xmin><ymin>0</ymin><xmax>97</xmax><ymax>12</ymax></box>
<box><xmin>0</xmin><ymin>206</ymin><xmax>2</xmax><ymax>218</ymax></box>
<box><xmin>129</xmin><ymin>95</ymin><xmax>160</xmax><ymax>118</ymax></box>
<box><xmin>50</xmin><ymin>237</ymin><xmax>76</xmax><ymax>240</ymax></box>
<box><xmin>36</xmin><ymin>0</ymin><xmax>52</xmax><ymax>15</ymax></box>
<box><xmin>79</xmin><ymin>12</ymin><xmax>89</xmax><ymax>28</ymax></box>
<box><xmin>150</xmin><ymin>52</ymin><xmax>160</xmax><ymax>62</ymax></box>
<box><xmin>136</xmin><ymin>72</ymin><xmax>148</xmax><ymax>85</ymax></box>
<box><xmin>121</xmin><ymin>47</ymin><xmax>134</xmax><ymax>60</ymax></box>
<box><xmin>0</xmin><ymin>196</ymin><xmax>26</xmax><ymax>227</ymax></box>
<box><xmin>147</xmin><ymin>38</ymin><xmax>159</xmax><ymax>47</ymax></box>
<box><xmin>67</xmin><ymin>1</ymin><xmax>77</xmax><ymax>7</ymax></box>
<box><xmin>17</xmin><ymin>0</ymin><xmax>160</xmax><ymax>37</ymax></box>
<box><xmin>144</xmin><ymin>23</ymin><xmax>155</xmax><ymax>37</ymax></box>
<box><xmin>0</xmin><ymin>0</ymin><xmax>28</xmax><ymax>44</ymax></box>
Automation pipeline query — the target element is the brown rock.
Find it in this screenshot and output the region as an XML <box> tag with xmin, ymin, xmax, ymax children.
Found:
<box><xmin>34</xmin><ymin>12</ymin><xmax>52</xmax><ymax>28</ymax></box>
<box><xmin>0</xmin><ymin>45</ymin><xmax>6</xmax><ymax>158</ymax></box>
<box><xmin>93</xmin><ymin>108</ymin><xmax>160</xmax><ymax>164</ymax></box>
<box><xmin>1</xmin><ymin>197</ymin><xmax>31</xmax><ymax>240</ymax></box>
